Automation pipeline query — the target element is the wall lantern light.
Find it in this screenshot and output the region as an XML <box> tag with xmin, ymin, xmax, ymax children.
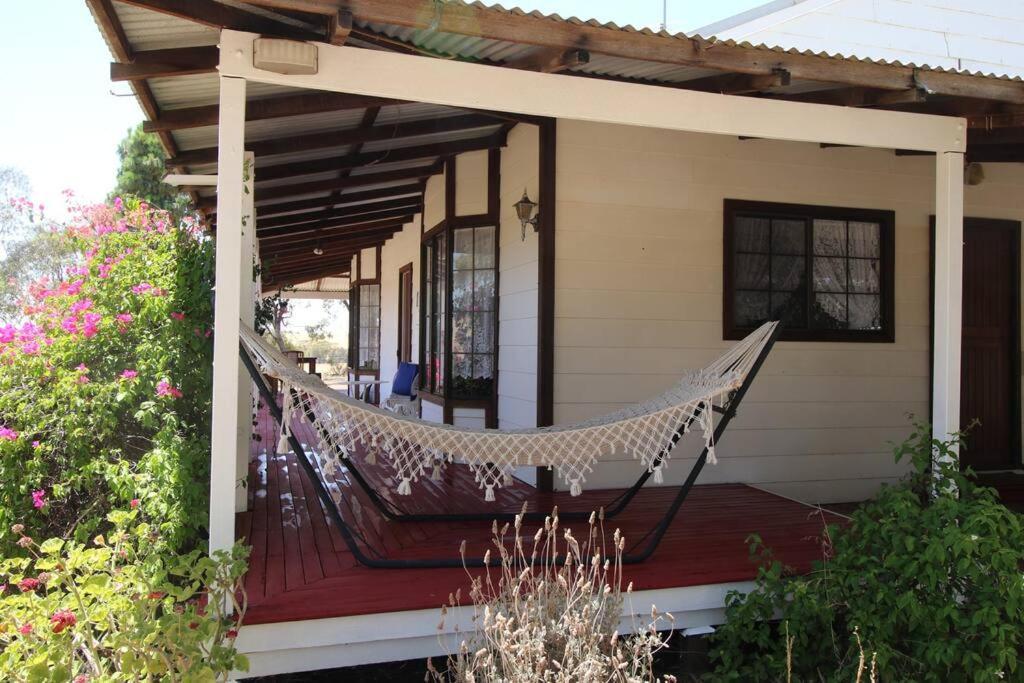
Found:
<box><xmin>514</xmin><ymin>189</ymin><xmax>540</xmax><ymax>241</ymax></box>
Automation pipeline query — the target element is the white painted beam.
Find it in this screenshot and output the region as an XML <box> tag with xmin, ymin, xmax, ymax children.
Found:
<box><xmin>218</xmin><ymin>29</ymin><xmax>965</xmax><ymax>154</ymax></box>
<box><xmin>163</xmin><ymin>173</ymin><xmax>218</xmax><ymax>186</ymax></box>
<box><xmin>932</xmin><ymin>151</ymin><xmax>965</xmax><ymax>454</ymax></box>
<box><xmin>209</xmin><ymin>75</ymin><xmax>247</xmax><ymax>554</ymax></box>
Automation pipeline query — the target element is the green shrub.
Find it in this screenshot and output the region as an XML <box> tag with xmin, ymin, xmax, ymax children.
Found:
<box><xmin>709</xmin><ymin>423</ymin><xmax>1024</xmax><ymax>682</ymax></box>
<box><xmin>0</xmin><ymin>198</ymin><xmax>214</xmax><ymax>554</ymax></box>
<box><xmin>0</xmin><ymin>508</ymin><xmax>248</xmax><ymax>681</ymax></box>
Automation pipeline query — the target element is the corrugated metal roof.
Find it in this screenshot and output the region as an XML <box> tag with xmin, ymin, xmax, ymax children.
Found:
<box><xmin>112</xmin><ymin>2</ymin><xmax>218</xmax><ymax>51</ymax></box>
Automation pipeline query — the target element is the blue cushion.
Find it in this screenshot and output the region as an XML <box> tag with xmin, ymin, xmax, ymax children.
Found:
<box><xmin>393</xmin><ymin>362</ymin><xmax>419</xmax><ymax>398</ymax></box>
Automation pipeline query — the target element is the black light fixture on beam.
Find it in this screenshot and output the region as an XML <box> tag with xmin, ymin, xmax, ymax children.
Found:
<box><xmin>514</xmin><ymin>189</ymin><xmax>539</xmax><ymax>241</ymax></box>
<box><xmin>312</xmin><ymin>231</ymin><xmax>324</xmax><ymax>256</ymax></box>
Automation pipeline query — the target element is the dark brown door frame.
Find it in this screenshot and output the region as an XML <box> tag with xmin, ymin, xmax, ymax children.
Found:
<box><xmin>929</xmin><ymin>216</ymin><xmax>1022</xmax><ymax>469</ymax></box>
<box><xmin>397</xmin><ymin>262</ymin><xmax>414</xmax><ymax>364</ymax></box>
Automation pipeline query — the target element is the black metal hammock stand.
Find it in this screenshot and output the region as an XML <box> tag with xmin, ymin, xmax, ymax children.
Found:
<box><xmin>239</xmin><ymin>323</ymin><xmax>780</xmax><ymax>569</ymax></box>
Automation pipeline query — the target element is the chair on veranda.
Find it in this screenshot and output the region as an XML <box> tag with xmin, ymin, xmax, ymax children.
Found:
<box><xmin>382</xmin><ymin>362</ymin><xmax>420</xmax><ymax>417</ymax></box>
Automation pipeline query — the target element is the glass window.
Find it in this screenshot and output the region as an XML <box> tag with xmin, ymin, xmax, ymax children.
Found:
<box><xmin>356</xmin><ymin>283</ymin><xmax>380</xmax><ymax>371</ymax></box>
<box><xmin>421</xmin><ymin>225</ymin><xmax>497</xmax><ymax>399</ymax></box>
<box><xmin>725</xmin><ymin>200</ymin><xmax>893</xmax><ymax>342</ymax></box>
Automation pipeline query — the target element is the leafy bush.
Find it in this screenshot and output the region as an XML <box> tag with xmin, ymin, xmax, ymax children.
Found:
<box><xmin>709</xmin><ymin>423</ymin><xmax>1024</xmax><ymax>682</ymax></box>
<box><xmin>0</xmin><ymin>198</ymin><xmax>214</xmax><ymax>554</ymax></box>
<box><xmin>0</xmin><ymin>508</ymin><xmax>248</xmax><ymax>681</ymax></box>
<box><xmin>430</xmin><ymin>509</ymin><xmax>676</xmax><ymax>682</ymax></box>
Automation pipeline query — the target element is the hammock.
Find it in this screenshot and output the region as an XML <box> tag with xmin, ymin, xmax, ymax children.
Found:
<box><xmin>239</xmin><ymin>321</ymin><xmax>779</xmax><ymax>568</ymax></box>
<box><xmin>241</xmin><ymin>321</ymin><xmax>778</xmax><ymax>502</ymax></box>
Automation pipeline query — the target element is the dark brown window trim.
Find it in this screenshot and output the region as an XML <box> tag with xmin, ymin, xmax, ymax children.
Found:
<box><xmin>723</xmin><ymin>199</ymin><xmax>896</xmax><ymax>343</ymax></box>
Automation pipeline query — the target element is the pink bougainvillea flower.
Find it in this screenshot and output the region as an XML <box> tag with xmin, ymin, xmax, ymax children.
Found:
<box><xmin>113</xmin><ymin>197</ymin><xmax>123</xmax><ymax>212</ymax></box>
<box><xmin>75</xmin><ymin>364</ymin><xmax>89</xmax><ymax>372</ymax></box>
<box><xmin>69</xmin><ymin>298</ymin><xmax>93</xmax><ymax>314</ymax></box>
<box><xmin>82</xmin><ymin>313</ymin><xmax>102</xmax><ymax>338</ymax></box>
<box><xmin>131</xmin><ymin>282</ymin><xmax>152</xmax><ymax>295</ymax></box>
<box><xmin>31</xmin><ymin>489</ymin><xmax>46</xmax><ymax>510</ymax></box>
<box><xmin>169</xmin><ymin>312</ymin><xmax>185</xmax><ymax>321</ymax></box>
<box><xmin>21</xmin><ymin>341</ymin><xmax>40</xmax><ymax>356</ymax></box>
<box><xmin>120</xmin><ymin>369</ymin><xmax>138</xmax><ymax>380</ymax></box>
<box><xmin>156</xmin><ymin>380</ymin><xmax>183</xmax><ymax>399</ymax></box>
<box><xmin>73</xmin><ymin>676</ymin><xmax>89</xmax><ymax>683</ymax></box>
<box><xmin>65</xmin><ymin>280</ymin><xmax>84</xmax><ymax>297</ymax></box>
<box><xmin>130</xmin><ymin>498</ymin><xmax>140</xmax><ymax>509</ymax></box>
<box><xmin>0</xmin><ymin>426</ymin><xmax>17</xmax><ymax>441</ymax></box>
<box><xmin>0</xmin><ymin>324</ymin><xmax>15</xmax><ymax>343</ymax></box>
<box><xmin>50</xmin><ymin>610</ymin><xmax>76</xmax><ymax>634</ymax></box>
<box><xmin>18</xmin><ymin>578</ymin><xmax>39</xmax><ymax>592</ymax></box>
<box><xmin>60</xmin><ymin>316</ymin><xmax>79</xmax><ymax>335</ymax></box>
<box><xmin>76</xmin><ymin>375</ymin><xmax>90</xmax><ymax>385</ymax></box>
<box><xmin>31</xmin><ymin>441</ymin><xmax>40</xmax><ymax>449</ymax></box>
<box><xmin>17</xmin><ymin>623</ymin><xmax>32</xmax><ymax>635</ymax></box>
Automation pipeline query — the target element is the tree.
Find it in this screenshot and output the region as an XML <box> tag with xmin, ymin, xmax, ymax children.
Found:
<box><xmin>109</xmin><ymin>124</ymin><xmax>190</xmax><ymax>214</ymax></box>
<box><xmin>0</xmin><ymin>167</ymin><xmax>74</xmax><ymax>322</ymax></box>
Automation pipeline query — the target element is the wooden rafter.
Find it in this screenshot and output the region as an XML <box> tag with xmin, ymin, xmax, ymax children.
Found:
<box><xmin>165</xmin><ymin>113</ymin><xmax>498</xmax><ymax>166</ymax></box>
<box><xmin>683</xmin><ymin>69</ymin><xmax>791</xmax><ymax>95</ymax></box>
<box><xmin>255</xmin><ymin>194</ymin><xmax>423</xmax><ymax>221</ymax></box>
<box><xmin>257</xmin><ymin>204</ymin><xmax>419</xmax><ymax>232</ymax></box>
<box><xmin>254</xmin><ymin>129</ymin><xmax>508</xmax><ymax>182</ymax></box>
<box><xmin>143</xmin><ymin>91</ymin><xmax>407</xmax><ymax>132</ymax></box>
<box><xmin>259</xmin><ymin>214</ymin><xmax>414</xmax><ymax>241</ymax></box>
<box><xmin>197</xmin><ymin>166</ymin><xmax>438</xmax><ymax>210</ymax></box>
<box><xmin>505</xmin><ymin>47</ymin><xmax>590</xmax><ymax>74</ymax></box>
<box><xmin>111</xmin><ymin>45</ymin><xmax>219</xmax><ymax>81</ymax></box>
<box><xmin>250</xmin><ymin>182</ymin><xmax>425</xmax><ymax>214</ymax></box>
<box><xmin>262</xmin><ymin>229</ymin><xmax>403</xmax><ymax>257</ymax></box>
<box><xmin>238</xmin><ymin>0</ymin><xmax>1024</xmax><ymax>104</ymax></box>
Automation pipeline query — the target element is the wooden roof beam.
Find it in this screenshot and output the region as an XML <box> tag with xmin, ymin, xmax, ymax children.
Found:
<box><xmin>261</xmin><ymin>230</ymin><xmax>403</xmax><ymax>258</ymax></box>
<box><xmin>111</xmin><ymin>46</ymin><xmax>219</xmax><ymax>81</ymax></box>
<box><xmin>252</xmin><ymin>182</ymin><xmax>424</xmax><ymax>214</ymax></box>
<box><xmin>781</xmin><ymin>86</ymin><xmax>928</xmax><ymax>107</ymax></box>
<box><xmin>257</xmin><ymin>203</ymin><xmax>419</xmax><ymax>231</ymax></box>
<box><xmin>166</xmin><ymin>112</ymin><xmax>497</xmax><ymax>166</ymax></box>
<box><xmin>254</xmin><ymin>129</ymin><xmax>508</xmax><ymax>182</ymax></box>
<box><xmin>238</xmin><ymin>0</ymin><xmax>1024</xmax><ymax>103</ymax></box>
<box><xmin>683</xmin><ymin>69</ymin><xmax>790</xmax><ymax>95</ymax></box>
<box><xmin>505</xmin><ymin>47</ymin><xmax>590</xmax><ymax>74</ymax></box>
<box><xmin>328</xmin><ymin>9</ymin><xmax>353</xmax><ymax>45</ymax></box>
<box><xmin>143</xmin><ymin>91</ymin><xmax>408</xmax><ymax>132</ymax></box>
<box><xmin>259</xmin><ymin>214</ymin><xmax>414</xmax><ymax>241</ymax></box>
<box><xmin>255</xmin><ymin>194</ymin><xmax>423</xmax><ymax>220</ymax></box>
<box><xmin>197</xmin><ymin>165</ymin><xmax>438</xmax><ymax>210</ymax></box>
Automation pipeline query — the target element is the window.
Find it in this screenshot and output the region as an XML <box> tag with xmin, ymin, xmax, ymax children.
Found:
<box><xmin>724</xmin><ymin>200</ymin><xmax>894</xmax><ymax>342</ymax></box>
<box><xmin>451</xmin><ymin>226</ymin><xmax>496</xmax><ymax>399</ymax></box>
<box><xmin>352</xmin><ymin>283</ymin><xmax>380</xmax><ymax>371</ymax></box>
<box><xmin>421</xmin><ymin>224</ymin><xmax>497</xmax><ymax>400</ymax></box>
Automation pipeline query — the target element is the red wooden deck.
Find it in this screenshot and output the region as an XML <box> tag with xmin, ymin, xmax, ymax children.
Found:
<box><xmin>237</xmin><ymin>404</ymin><xmax>845</xmax><ymax>626</ymax></box>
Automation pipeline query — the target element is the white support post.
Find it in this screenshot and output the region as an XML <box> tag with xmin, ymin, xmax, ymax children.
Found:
<box><xmin>209</xmin><ymin>75</ymin><xmax>247</xmax><ymax>554</ymax></box>
<box><xmin>932</xmin><ymin>150</ymin><xmax>965</xmax><ymax>456</ymax></box>
<box><xmin>236</xmin><ymin>151</ymin><xmax>256</xmax><ymax>513</ymax></box>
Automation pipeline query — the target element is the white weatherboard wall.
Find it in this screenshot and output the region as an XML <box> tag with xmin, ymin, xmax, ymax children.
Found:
<box><xmin>498</xmin><ymin>124</ymin><xmax>540</xmax><ymax>429</ymax></box>
<box><xmin>698</xmin><ymin>0</ymin><xmax>1024</xmax><ymax>79</ymax></box>
<box><xmin>552</xmin><ymin>119</ymin><xmax>1024</xmax><ymax>503</ymax></box>
<box><xmin>378</xmin><ymin>220</ymin><xmax>420</xmax><ymax>393</ymax></box>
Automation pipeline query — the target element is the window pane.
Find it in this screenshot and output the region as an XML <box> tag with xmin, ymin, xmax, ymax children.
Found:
<box><xmin>452</xmin><ymin>353</ymin><xmax>472</xmax><ymax>379</ymax></box>
<box><xmin>813</xmin><ymin>293</ymin><xmax>847</xmax><ymax>329</ymax></box>
<box><xmin>473</xmin><ymin>354</ymin><xmax>494</xmax><ymax>379</ymax></box>
<box><xmin>772</xmin><ymin>219</ymin><xmax>805</xmax><ymax>254</ymax></box>
<box><xmin>772</xmin><ymin>255</ymin><xmax>805</xmax><ymax>291</ymax></box>
<box><xmin>452</xmin><ymin>310</ymin><xmax>472</xmax><ymax>354</ymax></box>
<box><xmin>813</xmin><ymin>219</ymin><xmax>847</xmax><ymax>256</ymax></box>
<box><xmin>813</xmin><ymin>257</ymin><xmax>847</xmax><ymax>293</ymax></box>
<box><xmin>849</xmin><ymin>259</ymin><xmax>880</xmax><ymax>293</ymax></box>
<box><xmin>735</xmin><ymin>291</ymin><xmax>769</xmax><ymax>327</ymax></box>
<box><xmin>474</xmin><ymin>226</ymin><xmax>495</xmax><ymax>268</ymax></box>
<box><xmin>849</xmin><ymin>294</ymin><xmax>881</xmax><ymax>330</ymax></box>
<box><xmin>473</xmin><ymin>270</ymin><xmax>496</xmax><ymax>311</ymax></box>
<box><xmin>452</xmin><ymin>270</ymin><xmax>473</xmax><ymax>311</ymax></box>
<box><xmin>735</xmin><ymin>216</ymin><xmax>770</xmax><ymax>252</ymax></box>
<box><xmin>735</xmin><ymin>254</ymin><xmax>769</xmax><ymax>289</ymax></box>
<box><xmin>771</xmin><ymin>292</ymin><xmax>806</xmax><ymax>328</ymax></box>
<box><xmin>473</xmin><ymin>312</ymin><xmax>494</xmax><ymax>354</ymax></box>
<box><xmin>453</xmin><ymin>228</ymin><xmax>474</xmax><ymax>270</ymax></box>
<box><xmin>848</xmin><ymin>222</ymin><xmax>881</xmax><ymax>258</ymax></box>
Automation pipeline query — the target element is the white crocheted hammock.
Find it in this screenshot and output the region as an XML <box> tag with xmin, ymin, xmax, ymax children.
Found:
<box><xmin>241</xmin><ymin>321</ymin><xmax>778</xmax><ymax>501</ymax></box>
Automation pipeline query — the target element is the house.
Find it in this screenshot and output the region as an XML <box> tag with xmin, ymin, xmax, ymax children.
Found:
<box><xmin>87</xmin><ymin>0</ymin><xmax>1024</xmax><ymax>677</ymax></box>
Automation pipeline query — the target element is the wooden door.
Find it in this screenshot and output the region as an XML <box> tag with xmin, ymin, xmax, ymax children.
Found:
<box><xmin>397</xmin><ymin>263</ymin><xmax>413</xmax><ymax>363</ymax></box>
<box><xmin>959</xmin><ymin>218</ymin><xmax>1021</xmax><ymax>470</ymax></box>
